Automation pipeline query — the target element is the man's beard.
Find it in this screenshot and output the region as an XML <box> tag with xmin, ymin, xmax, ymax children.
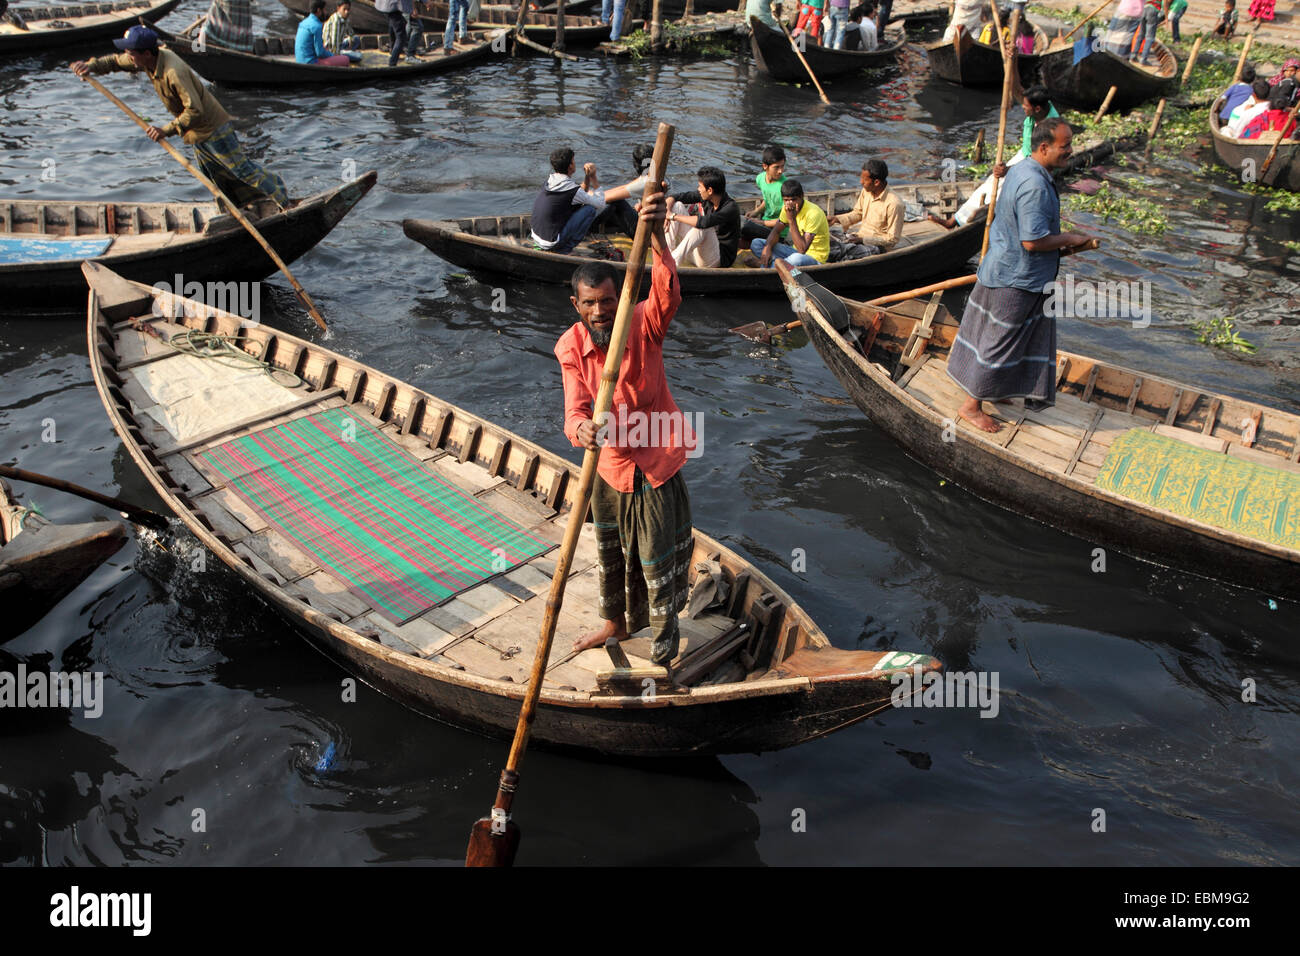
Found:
<box><xmin>586</xmin><ymin>320</ymin><xmax>612</xmax><ymax>349</ymax></box>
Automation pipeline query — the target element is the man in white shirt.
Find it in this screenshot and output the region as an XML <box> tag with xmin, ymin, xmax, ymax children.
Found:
<box><xmin>1226</xmin><ymin>80</ymin><xmax>1272</xmax><ymax>137</ymax></box>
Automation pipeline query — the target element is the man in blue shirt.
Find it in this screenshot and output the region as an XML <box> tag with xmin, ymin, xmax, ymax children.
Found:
<box><xmin>296</xmin><ymin>0</ymin><xmax>352</xmax><ymax>65</ymax></box>
<box><xmin>947</xmin><ymin>118</ymin><xmax>1095</xmax><ymax>432</ymax></box>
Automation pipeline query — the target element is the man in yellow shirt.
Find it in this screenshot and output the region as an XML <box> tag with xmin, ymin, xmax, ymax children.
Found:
<box><xmin>751</xmin><ymin>179</ymin><xmax>830</xmax><ymax>268</ymax></box>
<box><xmin>832</xmin><ymin>158</ymin><xmax>903</xmax><ymax>254</ymax></box>
<box><xmin>71</xmin><ymin>26</ymin><xmax>289</xmax><ymax>210</ymax></box>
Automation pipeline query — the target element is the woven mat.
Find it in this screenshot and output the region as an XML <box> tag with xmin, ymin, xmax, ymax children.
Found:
<box><xmin>200</xmin><ymin>407</ymin><xmax>553</xmax><ymax>623</ymax></box>
<box><xmin>1095</xmin><ymin>429</ymin><xmax>1300</xmax><ymax>550</ymax></box>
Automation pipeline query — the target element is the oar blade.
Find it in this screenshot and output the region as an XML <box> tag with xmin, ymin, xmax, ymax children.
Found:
<box><xmin>466</xmin><ymin>817</ymin><xmax>521</xmax><ymax>868</ymax></box>
<box><xmin>729</xmin><ymin>319</ymin><xmax>775</xmax><ymax>341</ymax></box>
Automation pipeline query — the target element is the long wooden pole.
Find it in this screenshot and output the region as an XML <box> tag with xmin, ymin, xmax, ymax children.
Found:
<box><xmin>1181</xmin><ymin>32</ymin><xmax>1204</xmax><ymax>83</ymax></box>
<box><xmin>80</xmin><ymin>74</ymin><xmax>328</xmax><ymax>333</ymax></box>
<box><xmin>1094</xmin><ymin>84</ymin><xmax>1118</xmax><ymax>121</ymax></box>
<box><xmin>1061</xmin><ymin>0</ymin><xmax>1116</xmax><ymax>45</ymax></box>
<box><xmin>465</xmin><ymin>123</ymin><xmax>676</xmax><ymax>869</ymax></box>
<box><xmin>1260</xmin><ymin>98</ymin><xmax>1300</xmax><ymax>179</ymax></box>
<box><xmin>555</xmin><ymin>0</ymin><xmax>566</xmax><ymax>51</ymax></box>
<box><xmin>651</xmin><ymin>0</ymin><xmax>664</xmax><ymax>50</ymax></box>
<box><xmin>1233</xmin><ymin>24</ymin><xmax>1258</xmax><ymax>83</ymax></box>
<box><xmin>981</xmin><ymin>5</ymin><xmax>1020</xmax><ymax>260</ymax></box>
<box><xmin>0</xmin><ymin>465</ymin><xmax>170</xmax><ymax>532</ymax></box>
<box><xmin>777</xmin><ymin>13</ymin><xmax>830</xmax><ymax>103</ymax></box>
<box><xmin>1146</xmin><ymin>97</ymin><xmax>1168</xmax><ymax>140</ymax></box>
<box><xmin>512</xmin><ymin>0</ymin><xmax>530</xmax><ymax>53</ymax></box>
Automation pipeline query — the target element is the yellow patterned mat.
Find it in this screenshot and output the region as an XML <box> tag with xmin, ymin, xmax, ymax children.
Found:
<box><xmin>1095</xmin><ymin>429</ymin><xmax>1300</xmax><ymax>549</ymax></box>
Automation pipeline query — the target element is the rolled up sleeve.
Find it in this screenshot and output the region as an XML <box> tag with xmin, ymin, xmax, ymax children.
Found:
<box><xmin>641</xmin><ymin>247</ymin><xmax>682</xmax><ymax>344</ymax></box>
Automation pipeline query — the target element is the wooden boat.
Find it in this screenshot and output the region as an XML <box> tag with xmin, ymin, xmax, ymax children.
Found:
<box><xmin>403</xmin><ymin>181</ymin><xmax>984</xmax><ymax>296</ymax></box>
<box><xmin>0</xmin><ymin>171</ymin><xmax>375</xmax><ymax>312</ymax></box>
<box><xmin>777</xmin><ymin>263</ymin><xmax>1300</xmax><ymax>602</ymax></box>
<box><xmin>157</xmin><ymin>27</ymin><xmax>507</xmax><ymax>85</ymax></box>
<box><xmin>924</xmin><ymin>24</ymin><xmax>1068</xmax><ymax>88</ymax></box>
<box><xmin>83</xmin><ymin>261</ymin><xmax>942</xmax><ymax>756</ymax></box>
<box><xmin>0</xmin><ymin>0</ymin><xmax>180</xmax><ymax>56</ymax></box>
<box><xmin>1208</xmin><ymin>96</ymin><xmax>1300</xmax><ymax>193</ymax></box>
<box><xmin>749</xmin><ymin>17</ymin><xmax>906</xmax><ymax>83</ymax></box>
<box><xmin>1040</xmin><ymin>36</ymin><xmax>1177</xmax><ymax>111</ymax></box>
<box><xmin>0</xmin><ymin>478</ymin><xmax>127</xmax><ymax>641</ymax></box>
<box><xmin>275</xmin><ymin>0</ymin><xmax>634</xmax><ymax>46</ymax></box>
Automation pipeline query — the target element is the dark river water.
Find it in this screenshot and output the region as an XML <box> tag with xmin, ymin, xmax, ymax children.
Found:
<box><xmin>2</xmin><ymin>1</ymin><xmax>1298</xmax><ymax>867</ymax></box>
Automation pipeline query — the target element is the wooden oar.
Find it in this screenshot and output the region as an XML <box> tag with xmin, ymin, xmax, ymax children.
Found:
<box><xmin>980</xmin><ymin>5</ymin><xmax>1020</xmax><ymax>260</ymax></box>
<box><xmin>1259</xmin><ymin>98</ymin><xmax>1300</xmax><ymax>179</ymax></box>
<box><xmin>465</xmin><ymin>122</ymin><xmax>676</xmax><ymax>869</ymax></box>
<box><xmin>776</xmin><ymin>6</ymin><xmax>830</xmax><ymax>104</ymax></box>
<box><xmin>1061</xmin><ymin>0</ymin><xmax>1116</xmax><ymax>45</ymax></box>
<box><xmin>0</xmin><ymin>465</ymin><xmax>169</xmax><ymax>532</ymax></box>
<box><xmin>731</xmin><ymin>273</ymin><xmax>980</xmax><ymax>342</ymax></box>
<box><xmin>79</xmin><ymin>75</ymin><xmax>329</xmax><ymax>333</ymax></box>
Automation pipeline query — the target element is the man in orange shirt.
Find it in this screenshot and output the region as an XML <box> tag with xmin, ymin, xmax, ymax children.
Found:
<box><xmin>556</xmin><ymin>190</ymin><xmax>696</xmax><ymax>668</ymax></box>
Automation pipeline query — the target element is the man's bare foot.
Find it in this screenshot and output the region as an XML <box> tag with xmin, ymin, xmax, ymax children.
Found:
<box><xmin>573</xmin><ymin>619</ymin><xmax>628</xmax><ymax>653</ymax></box>
<box><xmin>958</xmin><ymin>397</ymin><xmax>1002</xmax><ymax>433</ymax></box>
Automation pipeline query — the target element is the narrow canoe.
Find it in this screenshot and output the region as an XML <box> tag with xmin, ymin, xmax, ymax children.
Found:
<box><xmin>0</xmin><ymin>0</ymin><xmax>180</xmax><ymax>55</ymax></box>
<box><xmin>749</xmin><ymin>17</ymin><xmax>906</xmax><ymax>83</ymax></box>
<box><xmin>275</xmin><ymin>0</ymin><xmax>635</xmax><ymax>46</ymax></box>
<box><xmin>1208</xmin><ymin>97</ymin><xmax>1300</xmax><ymax>193</ymax></box>
<box><xmin>1040</xmin><ymin>37</ymin><xmax>1177</xmax><ymax>111</ymax></box>
<box><xmin>0</xmin><ymin>171</ymin><xmax>376</xmax><ymax>312</ymax></box>
<box><xmin>403</xmin><ymin>180</ymin><xmax>984</xmax><ymax>296</ymax></box>
<box><xmin>777</xmin><ymin>262</ymin><xmax>1300</xmax><ymax>602</ymax></box>
<box><xmin>923</xmin><ymin>24</ymin><xmax>1069</xmax><ymax>88</ymax></box>
<box><xmin>0</xmin><ymin>478</ymin><xmax>127</xmax><ymax>641</ymax></box>
<box><xmin>83</xmin><ymin>261</ymin><xmax>942</xmax><ymax>756</ymax></box>
<box><xmin>158</xmin><ymin>27</ymin><xmax>507</xmax><ymax>84</ymax></box>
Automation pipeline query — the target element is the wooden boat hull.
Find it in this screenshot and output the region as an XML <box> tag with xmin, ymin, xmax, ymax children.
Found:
<box><xmin>923</xmin><ymin>27</ymin><xmax>1066</xmax><ymax>87</ymax></box>
<box><xmin>1208</xmin><ymin>98</ymin><xmax>1300</xmax><ymax>192</ymax></box>
<box><xmin>275</xmin><ymin>0</ymin><xmax>631</xmax><ymax>46</ymax></box>
<box><xmin>159</xmin><ymin>29</ymin><xmax>505</xmax><ymax>85</ymax></box>
<box><xmin>1040</xmin><ymin>40</ymin><xmax>1177</xmax><ymax>111</ymax></box>
<box><xmin>0</xmin><ymin>0</ymin><xmax>181</xmax><ymax>55</ymax></box>
<box><xmin>403</xmin><ymin>182</ymin><xmax>984</xmax><ymax>296</ymax></box>
<box><xmin>0</xmin><ymin>171</ymin><xmax>376</xmax><ymax>311</ymax></box>
<box><xmin>781</xmin><ymin>266</ymin><xmax>1300</xmax><ymax>603</ymax></box>
<box><xmin>749</xmin><ymin>17</ymin><xmax>905</xmax><ymax>82</ymax></box>
<box><xmin>0</xmin><ymin>481</ymin><xmax>127</xmax><ymax>641</ymax></box>
<box><xmin>84</xmin><ymin>263</ymin><xmax>942</xmax><ymax>756</ymax></box>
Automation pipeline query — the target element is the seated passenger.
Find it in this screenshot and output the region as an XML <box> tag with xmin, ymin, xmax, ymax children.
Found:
<box><xmin>323</xmin><ymin>1</ymin><xmax>363</xmax><ymax>63</ymax></box>
<box><xmin>751</xmin><ymin>179</ymin><xmax>831</xmax><ymax>268</ymax></box>
<box><xmin>741</xmin><ymin>145</ymin><xmax>790</xmax><ymax>243</ymax></box>
<box><xmin>857</xmin><ymin>2</ymin><xmax>878</xmax><ymax>51</ymax></box>
<box><xmin>666</xmin><ymin>166</ymin><xmax>741</xmax><ymax>268</ymax></box>
<box><xmin>1242</xmin><ymin>86</ymin><xmax>1299</xmax><ymax>138</ymax></box>
<box><xmin>1220</xmin><ymin>65</ymin><xmax>1257</xmax><ymax>122</ymax></box>
<box><xmin>296</xmin><ymin>0</ymin><xmax>352</xmax><ymax>66</ymax></box>
<box><xmin>830</xmin><ymin>158</ymin><xmax>902</xmax><ymax>254</ymax></box>
<box><xmin>0</xmin><ymin>0</ymin><xmax>29</xmax><ymax>30</ymax></box>
<box><xmin>530</xmin><ymin>147</ymin><xmax>638</xmax><ymax>254</ymax></box>
<box><xmin>1226</xmin><ymin>79</ymin><xmax>1272</xmax><ymax>136</ymax></box>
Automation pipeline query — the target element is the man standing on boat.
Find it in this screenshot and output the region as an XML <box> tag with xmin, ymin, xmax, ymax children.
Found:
<box><xmin>947</xmin><ymin>118</ymin><xmax>1094</xmax><ymax>433</ymax></box>
<box><xmin>556</xmin><ymin>189</ymin><xmax>696</xmax><ymax>669</ymax></box>
<box><xmin>71</xmin><ymin>27</ymin><xmax>289</xmax><ymax>210</ymax></box>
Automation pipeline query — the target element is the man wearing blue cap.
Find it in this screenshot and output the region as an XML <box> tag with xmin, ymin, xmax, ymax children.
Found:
<box><xmin>71</xmin><ymin>27</ymin><xmax>289</xmax><ymax>210</ymax></box>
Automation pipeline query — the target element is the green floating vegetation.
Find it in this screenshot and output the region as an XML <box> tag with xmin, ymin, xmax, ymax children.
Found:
<box><xmin>1064</xmin><ymin>182</ymin><xmax>1168</xmax><ymax>235</ymax></box>
<box><xmin>1240</xmin><ymin>183</ymin><xmax>1300</xmax><ymax>212</ymax></box>
<box><xmin>620</xmin><ymin>22</ymin><xmax>734</xmax><ymax>58</ymax></box>
<box><xmin>1193</xmin><ymin>315</ymin><xmax>1258</xmax><ymax>354</ymax></box>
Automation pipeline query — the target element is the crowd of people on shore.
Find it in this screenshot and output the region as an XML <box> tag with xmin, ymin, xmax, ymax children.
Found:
<box><xmin>530</xmin><ymin>144</ymin><xmax>907</xmax><ymax>270</ymax></box>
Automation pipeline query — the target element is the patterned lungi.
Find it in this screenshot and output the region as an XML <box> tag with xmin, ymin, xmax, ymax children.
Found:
<box><xmin>194</xmin><ymin>122</ymin><xmax>289</xmax><ymax>209</ymax></box>
<box><xmin>947</xmin><ymin>281</ymin><xmax>1057</xmax><ymax>405</ymax></box>
<box><xmin>591</xmin><ymin>468</ymin><xmax>694</xmax><ymax>666</ymax></box>
<box><xmin>201</xmin><ymin>0</ymin><xmax>253</xmax><ymax>52</ymax></box>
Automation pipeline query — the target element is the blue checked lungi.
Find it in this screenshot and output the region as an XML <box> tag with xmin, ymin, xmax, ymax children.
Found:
<box><xmin>947</xmin><ymin>281</ymin><xmax>1057</xmax><ymax>405</ymax></box>
<box><xmin>194</xmin><ymin>122</ymin><xmax>289</xmax><ymax>209</ymax></box>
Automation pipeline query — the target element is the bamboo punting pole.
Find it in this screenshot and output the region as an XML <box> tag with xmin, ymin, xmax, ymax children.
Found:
<box><xmin>1181</xmin><ymin>33</ymin><xmax>1204</xmax><ymax>83</ymax></box>
<box><xmin>1061</xmin><ymin>0</ymin><xmax>1116</xmax><ymax>45</ymax></box>
<box><xmin>0</xmin><ymin>465</ymin><xmax>170</xmax><ymax>532</ymax></box>
<box><xmin>80</xmin><ymin>74</ymin><xmax>328</xmax><ymax>332</ymax></box>
<box><xmin>1094</xmin><ymin>84</ymin><xmax>1118</xmax><ymax>121</ymax></box>
<box><xmin>1260</xmin><ymin>98</ymin><xmax>1300</xmax><ymax>179</ymax></box>
<box><xmin>778</xmin><ymin>13</ymin><xmax>831</xmax><ymax>102</ymax></box>
<box><xmin>555</xmin><ymin>0</ymin><xmax>566</xmax><ymax>51</ymax></box>
<box><xmin>981</xmin><ymin>5</ymin><xmax>1020</xmax><ymax>260</ymax></box>
<box><xmin>651</xmin><ymin>0</ymin><xmax>664</xmax><ymax>50</ymax></box>
<box><xmin>1233</xmin><ymin>24</ymin><xmax>1258</xmax><ymax>83</ymax></box>
<box><xmin>973</xmin><ymin>127</ymin><xmax>986</xmax><ymax>163</ymax></box>
<box><xmin>1147</xmin><ymin>97</ymin><xmax>1168</xmax><ymax>140</ymax></box>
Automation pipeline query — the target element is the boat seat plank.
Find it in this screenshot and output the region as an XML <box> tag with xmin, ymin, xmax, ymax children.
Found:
<box><xmin>1009</xmin><ymin>421</ymin><xmax>1080</xmax><ymax>459</ymax></box>
<box><xmin>285</xmin><ymin>569</ymin><xmax>373</xmax><ymax>622</ymax></box>
<box><xmin>439</xmin><ymin>636</ymin><xmax>535</xmax><ymax>683</ymax></box>
<box><xmin>1226</xmin><ymin>442</ymin><xmax>1300</xmax><ymax>474</ymax></box>
<box><xmin>475</xmin><ymin>485</ymin><xmax>560</xmax><ymax>535</ymax></box>
<box><xmin>1008</xmin><ymin>436</ymin><xmax>1072</xmax><ymax>473</ymax></box>
<box><xmin>1073</xmin><ymin>460</ymin><xmax>1101</xmax><ymax>481</ymax></box>
<box><xmin>379</xmin><ymin>422</ymin><xmax>446</xmax><ymax>461</ymax></box>
<box><xmin>622</xmin><ymin>612</ymin><xmax>735</xmax><ymax>668</ymax></box>
<box><xmin>426</xmin><ymin>455</ymin><xmax>504</xmax><ymax>495</ymax></box>
<box><xmin>170</xmin><ymin>453</ymin><xmax>214</xmax><ymax>495</ymax></box>
<box><xmin>233</xmin><ymin>540</ymin><xmax>286</xmax><ymax>583</ymax></box>
<box><xmin>1151</xmin><ymin>423</ymin><xmax>1229</xmax><ymax>454</ymax></box>
<box><xmin>355</xmin><ymin>611</ymin><xmax>458</xmax><ymax>657</ymax></box>
<box><xmin>239</xmin><ymin>529</ymin><xmax>320</xmax><ymax>581</ymax></box>
<box><xmin>116</xmin><ymin>323</ymin><xmax>182</xmax><ymax>368</ymax></box>
<box><xmin>198</xmin><ymin>486</ymin><xmax>269</xmax><ymax>536</ymax></box>
<box><xmin>540</xmin><ymin>661</ymin><xmax>598</xmax><ymax>693</ymax></box>
<box><xmin>471</xmin><ymin>594</ymin><xmax>622</xmax><ymax>675</ymax></box>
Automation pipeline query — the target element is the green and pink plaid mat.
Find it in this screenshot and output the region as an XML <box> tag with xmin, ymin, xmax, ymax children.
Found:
<box><xmin>200</xmin><ymin>406</ymin><xmax>553</xmax><ymax>624</ymax></box>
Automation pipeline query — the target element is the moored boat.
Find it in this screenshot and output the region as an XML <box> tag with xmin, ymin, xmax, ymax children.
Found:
<box><xmin>0</xmin><ymin>478</ymin><xmax>127</xmax><ymax>641</ymax></box>
<box><xmin>749</xmin><ymin>17</ymin><xmax>905</xmax><ymax>83</ymax></box>
<box><xmin>923</xmin><ymin>23</ymin><xmax>1067</xmax><ymax>88</ymax></box>
<box><xmin>0</xmin><ymin>171</ymin><xmax>376</xmax><ymax>312</ymax></box>
<box><xmin>403</xmin><ymin>180</ymin><xmax>984</xmax><ymax>296</ymax></box>
<box><xmin>158</xmin><ymin>26</ymin><xmax>507</xmax><ymax>84</ymax></box>
<box><xmin>83</xmin><ymin>261</ymin><xmax>942</xmax><ymax>756</ymax></box>
<box><xmin>0</xmin><ymin>0</ymin><xmax>180</xmax><ymax>56</ymax></box>
<box><xmin>1039</xmin><ymin>35</ymin><xmax>1177</xmax><ymax>111</ymax></box>
<box><xmin>1208</xmin><ymin>96</ymin><xmax>1300</xmax><ymax>192</ymax></box>
<box><xmin>776</xmin><ymin>262</ymin><xmax>1300</xmax><ymax>602</ymax></box>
